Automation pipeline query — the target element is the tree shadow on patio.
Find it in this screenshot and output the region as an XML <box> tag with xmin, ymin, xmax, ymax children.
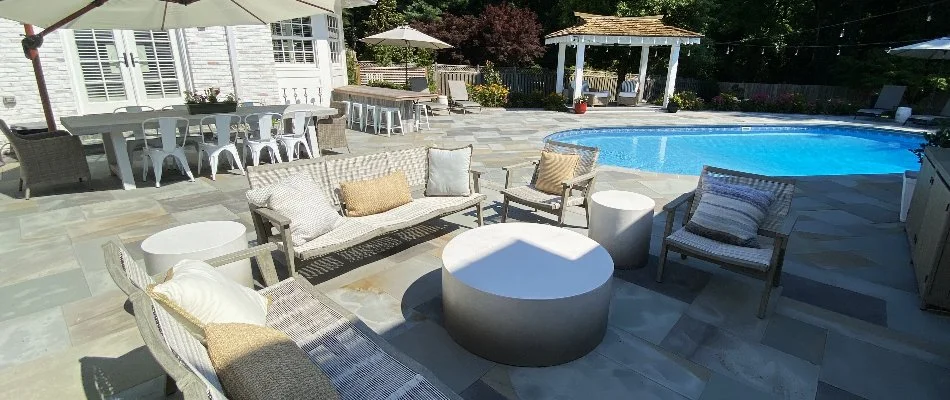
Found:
<box><xmin>79</xmin><ymin>347</ymin><xmax>168</xmax><ymax>399</ymax></box>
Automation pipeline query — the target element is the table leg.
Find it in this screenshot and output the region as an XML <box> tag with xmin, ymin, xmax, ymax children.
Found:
<box><xmin>104</xmin><ymin>130</ymin><xmax>137</xmax><ymax>190</ymax></box>
<box><xmin>101</xmin><ymin>131</ymin><xmax>118</xmax><ymax>176</ymax></box>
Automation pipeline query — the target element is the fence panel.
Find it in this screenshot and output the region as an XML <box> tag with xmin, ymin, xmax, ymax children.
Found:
<box><xmin>357</xmin><ymin>65</ymin><xmax>427</xmax><ymax>85</ymax></box>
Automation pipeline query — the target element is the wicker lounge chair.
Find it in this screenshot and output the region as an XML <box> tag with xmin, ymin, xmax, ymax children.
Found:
<box><xmin>0</xmin><ymin>119</ymin><xmax>91</xmax><ymax>199</ymax></box>
<box><xmin>247</xmin><ymin>147</ymin><xmax>485</xmax><ymax>273</ymax></box>
<box><xmin>500</xmin><ymin>141</ymin><xmax>599</xmax><ymax>226</ymax></box>
<box><xmin>446</xmin><ymin>81</ymin><xmax>482</xmax><ymax>113</ymax></box>
<box><xmin>855</xmin><ymin>85</ymin><xmax>906</xmax><ymax>118</ymax></box>
<box><xmin>103</xmin><ymin>241</ymin><xmax>461</xmax><ymax>400</ymax></box>
<box><xmin>316</xmin><ymin>101</ymin><xmax>351</xmax><ymax>154</ymax></box>
<box><xmin>656</xmin><ymin>166</ymin><xmax>797</xmax><ymax>318</ymax></box>
<box><xmin>617</xmin><ymin>80</ymin><xmax>640</xmax><ymax>106</ymax></box>
<box><xmin>906</xmin><ymin>98</ymin><xmax>950</xmax><ymax>126</ymax></box>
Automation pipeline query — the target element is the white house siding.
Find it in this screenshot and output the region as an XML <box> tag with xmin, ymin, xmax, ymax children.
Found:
<box><xmin>180</xmin><ymin>27</ymin><xmax>236</xmax><ymax>96</ymax></box>
<box><xmin>0</xmin><ymin>19</ymin><xmax>79</xmax><ymax>128</ymax></box>
<box><xmin>231</xmin><ymin>25</ymin><xmax>282</xmax><ymax>105</ymax></box>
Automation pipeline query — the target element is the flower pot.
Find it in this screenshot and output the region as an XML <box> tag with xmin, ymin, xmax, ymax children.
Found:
<box><xmin>900</xmin><ymin>170</ymin><xmax>918</xmax><ymax>222</ymax></box>
<box><xmin>667</xmin><ymin>103</ymin><xmax>680</xmax><ymax>113</ymax></box>
<box><xmin>574</xmin><ymin>102</ymin><xmax>588</xmax><ymax>114</ymax></box>
<box><xmin>187</xmin><ymin>103</ymin><xmax>237</xmax><ymax>115</ymax></box>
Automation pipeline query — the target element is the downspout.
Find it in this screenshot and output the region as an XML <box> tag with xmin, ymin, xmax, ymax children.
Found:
<box><xmin>176</xmin><ymin>28</ymin><xmax>195</xmax><ymax>91</ymax></box>
<box><xmin>225</xmin><ymin>26</ymin><xmax>242</xmax><ymax>100</ymax></box>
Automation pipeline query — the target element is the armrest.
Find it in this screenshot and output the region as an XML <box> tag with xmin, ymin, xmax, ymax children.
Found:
<box><xmin>562</xmin><ymin>171</ymin><xmax>597</xmax><ymax>189</ymax></box>
<box><xmin>470</xmin><ymin>169</ymin><xmax>483</xmax><ymax>193</ymax></box>
<box><xmin>501</xmin><ymin>160</ymin><xmax>538</xmax><ymax>171</ymax></box>
<box><xmin>760</xmin><ymin>213</ymin><xmax>798</xmax><ymax>240</ymax></box>
<box><xmin>663</xmin><ymin>191</ymin><xmax>695</xmax><ymax>212</ymax></box>
<box><xmin>205</xmin><ymin>243</ymin><xmax>281</xmax><ymax>288</ymax></box>
<box><xmin>253</xmin><ymin>207</ymin><xmax>290</xmax><ymax>228</ymax></box>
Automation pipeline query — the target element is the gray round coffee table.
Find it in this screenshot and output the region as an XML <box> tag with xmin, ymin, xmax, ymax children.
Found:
<box><xmin>441</xmin><ymin>223</ymin><xmax>614</xmax><ymax>367</ymax></box>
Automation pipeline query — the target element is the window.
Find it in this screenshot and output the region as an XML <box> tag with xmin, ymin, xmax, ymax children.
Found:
<box><xmin>74</xmin><ymin>29</ymin><xmax>128</xmax><ymax>102</ymax></box>
<box><xmin>133</xmin><ymin>30</ymin><xmax>181</xmax><ymax>99</ymax></box>
<box><xmin>271</xmin><ymin>18</ymin><xmax>316</xmax><ymax>64</ymax></box>
<box><xmin>326</xmin><ymin>15</ymin><xmax>341</xmax><ymax>64</ymax></box>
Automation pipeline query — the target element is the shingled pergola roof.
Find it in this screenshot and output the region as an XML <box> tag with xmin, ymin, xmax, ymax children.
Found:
<box><xmin>545</xmin><ymin>13</ymin><xmax>702</xmax><ymax>46</ymax></box>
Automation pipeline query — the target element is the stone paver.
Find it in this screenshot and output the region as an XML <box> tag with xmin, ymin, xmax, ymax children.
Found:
<box><xmin>0</xmin><ymin>109</ymin><xmax>948</xmax><ymax>399</ymax></box>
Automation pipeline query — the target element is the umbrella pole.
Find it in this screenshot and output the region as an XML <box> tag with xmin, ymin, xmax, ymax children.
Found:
<box><xmin>23</xmin><ymin>24</ymin><xmax>56</xmax><ymax>132</ymax></box>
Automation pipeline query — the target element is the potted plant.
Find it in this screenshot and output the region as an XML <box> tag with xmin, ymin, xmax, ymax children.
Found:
<box><xmin>903</xmin><ymin>125</ymin><xmax>950</xmax><ymax>221</ymax></box>
<box><xmin>573</xmin><ymin>97</ymin><xmax>588</xmax><ymax>114</ymax></box>
<box><xmin>184</xmin><ymin>87</ymin><xmax>237</xmax><ymax>115</ymax></box>
<box><xmin>667</xmin><ymin>96</ymin><xmax>680</xmax><ymax>113</ymax></box>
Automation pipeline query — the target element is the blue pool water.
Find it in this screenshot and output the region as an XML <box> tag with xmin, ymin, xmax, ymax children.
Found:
<box><xmin>548</xmin><ymin>125</ymin><xmax>924</xmax><ymax>176</ymax></box>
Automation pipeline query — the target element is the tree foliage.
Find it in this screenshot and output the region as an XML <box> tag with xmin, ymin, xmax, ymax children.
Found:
<box><xmin>414</xmin><ymin>3</ymin><xmax>544</xmax><ymax>66</ymax></box>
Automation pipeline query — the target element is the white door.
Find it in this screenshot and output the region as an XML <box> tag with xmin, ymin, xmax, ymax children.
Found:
<box><xmin>69</xmin><ymin>29</ymin><xmax>185</xmax><ymax>114</ymax></box>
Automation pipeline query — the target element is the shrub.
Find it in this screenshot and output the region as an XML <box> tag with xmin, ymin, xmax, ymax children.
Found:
<box><xmin>710</xmin><ymin>94</ymin><xmax>740</xmax><ymax>111</ymax></box>
<box><xmin>697</xmin><ymin>80</ymin><xmax>721</xmax><ymax>101</ymax></box>
<box><xmin>367</xmin><ymin>80</ymin><xmax>409</xmax><ymax>90</ymax></box>
<box><xmin>507</xmin><ymin>91</ymin><xmax>545</xmax><ymax>108</ymax></box>
<box><xmin>671</xmin><ymin>91</ymin><xmax>704</xmax><ymax>110</ymax></box>
<box><xmin>468</xmin><ymin>83</ymin><xmax>509</xmax><ymax>107</ymax></box>
<box><xmin>543</xmin><ymin>92</ymin><xmax>568</xmax><ymax>111</ymax></box>
<box><xmin>911</xmin><ymin>125</ymin><xmax>950</xmax><ymax>162</ymax></box>
<box><xmin>773</xmin><ymin>93</ymin><xmax>808</xmax><ymax>114</ymax></box>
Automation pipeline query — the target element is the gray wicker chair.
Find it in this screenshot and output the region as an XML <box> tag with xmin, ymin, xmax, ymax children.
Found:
<box><xmin>0</xmin><ymin>119</ymin><xmax>91</xmax><ymax>199</ymax></box>
<box><xmin>317</xmin><ymin>101</ymin><xmax>351</xmax><ymax>154</ymax></box>
<box><xmin>500</xmin><ymin>141</ymin><xmax>599</xmax><ymax>226</ymax></box>
<box><xmin>656</xmin><ymin>166</ymin><xmax>797</xmax><ymax>318</ymax></box>
<box><xmin>102</xmin><ymin>241</ymin><xmax>462</xmax><ymax>400</ymax></box>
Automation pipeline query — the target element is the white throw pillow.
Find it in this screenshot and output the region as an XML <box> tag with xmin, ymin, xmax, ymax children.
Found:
<box><xmin>425</xmin><ymin>146</ymin><xmax>472</xmax><ymax>197</ymax></box>
<box><xmin>148</xmin><ymin>259</ymin><xmax>269</xmax><ymax>341</ymax></box>
<box><xmin>246</xmin><ymin>174</ymin><xmax>343</xmax><ymax>246</ymax></box>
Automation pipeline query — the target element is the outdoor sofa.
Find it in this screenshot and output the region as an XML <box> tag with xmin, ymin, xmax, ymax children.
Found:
<box><xmin>247</xmin><ymin>146</ymin><xmax>486</xmax><ymax>273</ymax></box>
<box><xmin>103</xmin><ymin>241</ymin><xmax>462</xmax><ymax>400</ymax></box>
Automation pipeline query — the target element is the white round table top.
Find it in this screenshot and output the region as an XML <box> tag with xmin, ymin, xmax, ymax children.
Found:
<box><xmin>442</xmin><ymin>223</ymin><xmax>614</xmax><ymax>300</ymax></box>
<box><xmin>591</xmin><ymin>190</ymin><xmax>656</xmax><ymax>211</ymax></box>
<box><xmin>141</xmin><ymin>221</ymin><xmax>246</xmax><ymax>256</ymax></box>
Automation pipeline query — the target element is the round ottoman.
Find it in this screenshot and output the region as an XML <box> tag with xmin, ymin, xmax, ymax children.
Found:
<box><xmin>142</xmin><ymin>221</ymin><xmax>252</xmax><ymax>287</ymax></box>
<box><xmin>588</xmin><ymin>190</ymin><xmax>656</xmax><ymax>269</ymax></box>
<box><xmin>441</xmin><ymin>223</ymin><xmax>614</xmax><ymax>367</ymax></box>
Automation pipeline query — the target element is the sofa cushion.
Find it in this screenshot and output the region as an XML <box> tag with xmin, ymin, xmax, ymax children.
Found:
<box><xmin>685</xmin><ymin>180</ymin><xmax>774</xmax><ymax>248</ymax></box>
<box><xmin>354</xmin><ymin>195</ymin><xmax>482</xmax><ymax>229</ymax></box>
<box><xmin>340</xmin><ymin>171</ymin><xmax>412</xmax><ymax>217</ymax></box>
<box><xmin>534</xmin><ymin>151</ymin><xmax>580</xmax><ymax>195</ymax></box>
<box><xmin>425</xmin><ymin>145</ymin><xmax>472</xmax><ymax>197</ymax></box>
<box><xmin>292</xmin><ymin>219</ymin><xmax>376</xmax><ymax>257</ymax></box>
<box><xmin>269</xmin><ymin>180</ymin><xmax>343</xmax><ymax>246</ymax></box>
<box><xmin>206</xmin><ymin>323</ymin><xmax>339</xmax><ymax>400</ymax></box>
<box><xmin>148</xmin><ymin>260</ymin><xmax>269</xmax><ymax>341</ymax></box>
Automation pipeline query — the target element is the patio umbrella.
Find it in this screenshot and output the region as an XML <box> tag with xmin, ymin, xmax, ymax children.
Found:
<box><xmin>0</xmin><ymin>0</ymin><xmax>336</xmax><ymax>132</ymax></box>
<box><xmin>887</xmin><ymin>36</ymin><xmax>950</xmax><ymax>60</ymax></box>
<box><xmin>360</xmin><ymin>25</ymin><xmax>452</xmax><ymax>84</ymax></box>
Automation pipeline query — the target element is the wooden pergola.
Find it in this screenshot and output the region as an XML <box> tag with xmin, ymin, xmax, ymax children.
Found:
<box><xmin>545</xmin><ymin>13</ymin><xmax>703</xmax><ymax>107</ymax></box>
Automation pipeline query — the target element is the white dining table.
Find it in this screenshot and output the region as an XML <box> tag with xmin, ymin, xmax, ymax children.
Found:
<box><xmin>61</xmin><ymin>104</ymin><xmax>337</xmax><ymax>190</ymax></box>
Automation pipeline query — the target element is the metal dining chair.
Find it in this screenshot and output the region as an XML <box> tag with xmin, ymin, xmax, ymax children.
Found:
<box><xmin>280</xmin><ymin>110</ymin><xmax>316</xmax><ymax>161</ymax></box>
<box><xmin>242</xmin><ymin>113</ymin><xmax>283</xmax><ymax>166</ymax></box>
<box><xmin>114</xmin><ymin>105</ymin><xmax>155</xmax><ymax>113</ymax></box>
<box><xmin>196</xmin><ymin>114</ymin><xmax>244</xmax><ymax>180</ymax></box>
<box><xmin>139</xmin><ymin>117</ymin><xmax>194</xmax><ymax>187</ymax></box>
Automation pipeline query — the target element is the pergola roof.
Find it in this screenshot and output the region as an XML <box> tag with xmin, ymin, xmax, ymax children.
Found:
<box><xmin>545</xmin><ymin>13</ymin><xmax>702</xmax><ymax>46</ymax></box>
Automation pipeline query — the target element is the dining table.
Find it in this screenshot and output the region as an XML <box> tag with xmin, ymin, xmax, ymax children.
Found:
<box><xmin>331</xmin><ymin>85</ymin><xmax>438</xmax><ymax>134</ymax></box>
<box><xmin>61</xmin><ymin>104</ymin><xmax>338</xmax><ymax>190</ymax></box>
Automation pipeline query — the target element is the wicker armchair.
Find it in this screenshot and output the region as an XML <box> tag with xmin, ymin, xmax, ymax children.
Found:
<box><xmin>500</xmin><ymin>141</ymin><xmax>599</xmax><ymax>226</ymax></box>
<box><xmin>656</xmin><ymin>166</ymin><xmax>797</xmax><ymax>318</ymax></box>
<box><xmin>316</xmin><ymin>101</ymin><xmax>350</xmax><ymax>154</ymax></box>
<box><xmin>102</xmin><ymin>241</ymin><xmax>462</xmax><ymax>400</ymax></box>
<box><xmin>0</xmin><ymin>119</ymin><xmax>91</xmax><ymax>199</ymax></box>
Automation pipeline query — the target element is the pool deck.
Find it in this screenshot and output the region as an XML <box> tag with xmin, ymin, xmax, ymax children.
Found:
<box><xmin>0</xmin><ymin>108</ymin><xmax>946</xmax><ymax>400</ymax></box>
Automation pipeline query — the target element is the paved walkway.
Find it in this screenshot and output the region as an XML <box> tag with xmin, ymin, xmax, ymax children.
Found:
<box><xmin>0</xmin><ymin>109</ymin><xmax>947</xmax><ymax>399</ymax></box>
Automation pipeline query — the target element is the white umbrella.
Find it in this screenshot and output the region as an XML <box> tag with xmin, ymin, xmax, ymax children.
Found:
<box><xmin>360</xmin><ymin>25</ymin><xmax>452</xmax><ymax>83</ymax></box>
<box><xmin>887</xmin><ymin>36</ymin><xmax>950</xmax><ymax>60</ymax></box>
<box><xmin>0</xmin><ymin>0</ymin><xmax>336</xmax><ymax>131</ymax></box>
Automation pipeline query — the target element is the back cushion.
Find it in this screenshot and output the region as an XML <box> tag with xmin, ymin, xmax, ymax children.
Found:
<box><xmin>324</xmin><ymin>152</ymin><xmax>390</xmax><ymax>205</ymax></box>
<box><xmin>386</xmin><ymin>147</ymin><xmax>429</xmax><ymax>188</ymax></box>
<box><xmin>246</xmin><ymin>159</ymin><xmax>332</xmax><ymax>202</ymax></box>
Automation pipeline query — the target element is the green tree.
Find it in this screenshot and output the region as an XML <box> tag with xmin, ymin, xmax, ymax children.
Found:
<box><xmin>366</xmin><ymin>0</ymin><xmax>406</xmax><ymax>65</ymax></box>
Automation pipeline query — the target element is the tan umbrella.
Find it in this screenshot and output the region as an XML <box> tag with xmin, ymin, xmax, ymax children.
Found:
<box><xmin>0</xmin><ymin>0</ymin><xmax>336</xmax><ymax>131</ymax></box>
<box><xmin>360</xmin><ymin>25</ymin><xmax>453</xmax><ymax>84</ymax></box>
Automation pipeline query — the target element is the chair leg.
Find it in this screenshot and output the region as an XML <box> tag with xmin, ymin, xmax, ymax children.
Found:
<box><xmin>757</xmin><ymin>278</ymin><xmax>774</xmax><ymax>319</ymax></box>
<box><xmin>23</xmin><ymin>186</ymin><xmax>30</xmax><ymax>200</ymax></box>
<box><xmin>501</xmin><ymin>197</ymin><xmax>510</xmax><ymax>223</ymax></box>
<box><xmin>152</xmin><ymin>157</ymin><xmax>165</xmax><ymax>188</ymax></box>
<box><xmin>584</xmin><ymin>204</ymin><xmax>591</xmax><ymax>227</ymax></box>
<box><xmin>475</xmin><ymin>202</ymin><xmax>484</xmax><ymax>226</ymax></box>
<box><xmin>18</xmin><ymin>178</ymin><xmax>23</xmax><ymax>192</ymax></box>
<box><xmin>229</xmin><ymin>149</ymin><xmax>246</xmax><ymax>176</ymax></box>
<box><xmin>172</xmin><ymin>152</ymin><xmax>194</xmax><ymax>182</ymax></box>
<box><xmin>557</xmin><ymin>209</ymin><xmax>566</xmax><ymax>226</ymax></box>
<box><xmin>655</xmin><ymin>242</ymin><xmax>669</xmax><ymax>282</ymax></box>
<box><xmin>208</xmin><ymin>154</ymin><xmax>218</xmax><ymax>181</ymax></box>
<box><xmin>196</xmin><ymin>149</ymin><xmax>204</xmax><ymax>174</ymax></box>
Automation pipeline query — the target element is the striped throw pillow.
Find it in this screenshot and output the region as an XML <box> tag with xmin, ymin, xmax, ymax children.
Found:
<box><xmin>685</xmin><ymin>180</ymin><xmax>774</xmax><ymax>248</ymax></box>
<box><xmin>535</xmin><ymin>151</ymin><xmax>580</xmax><ymax>195</ymax></box>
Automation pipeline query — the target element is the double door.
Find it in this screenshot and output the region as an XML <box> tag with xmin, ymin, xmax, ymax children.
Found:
<box><xmin>67</xmin><ymin>29</ymin><xmax>185</xmax><ymax>114</ymax></box>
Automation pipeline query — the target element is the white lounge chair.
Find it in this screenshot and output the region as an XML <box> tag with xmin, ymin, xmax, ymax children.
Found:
<box><xmin>447</xmin><ymin>80</ymin><xmax>483</xmax><ymax>114</ymax></box>
<box><xmin>855</xmin><ymin>85</ymin><xmax>906</xmax><ymax>118</ymax></box>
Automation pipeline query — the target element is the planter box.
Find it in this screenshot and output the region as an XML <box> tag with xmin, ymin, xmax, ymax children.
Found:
<box><xmin>900</xmin><ymin>169</ymin><xmax>917</xmax><ymax>222</ymax></box>
<box><xmin>187</xmin><ymin>103</ymin><xmax>237</xmax><ymax>115</ymax></box>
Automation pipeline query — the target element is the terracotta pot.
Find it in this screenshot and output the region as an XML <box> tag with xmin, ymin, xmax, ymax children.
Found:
<box><xmin>574</xmin><ymin>102</ymin><xmax>588</xmax><ymax>114</ymax></box>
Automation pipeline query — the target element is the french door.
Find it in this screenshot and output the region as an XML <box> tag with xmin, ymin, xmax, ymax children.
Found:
<box><xmin>67</xmin><ymin>29</ymin><xmax>185</xmax><ymax>114</ymax></box>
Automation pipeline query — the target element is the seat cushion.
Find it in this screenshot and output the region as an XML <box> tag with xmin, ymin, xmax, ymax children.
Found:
<box><xmin>617</xmin><ymin>92</ymin><xmax>638</xmax><ymax>98</ymax></box>
<box><xmin>535</xmin><ymin>151</ymin><xmax>580</xmax><ymax>195</ymax></box>
<box><xmin>292</xmin><ymin>218</ymin><xmax>377</xmax><ymax>257</ymax></box>
<box><xmin>685</xmin><ymin>180</ymin><xmax>773</xmax><ymax>248</ymax></box>
<box><xmin>206</xmin><ymin>323</ymin><xmax>339</xmax><ymax>400</ymax></box>
<box><xmin>340</xmin><ymin>171</ymin><xmax>413</xmax><ymax>217</ymax></box>
<box><xmin>502</xmin><ymin>185</ymin><xmax>585</xmax><ymax>210</ymax></box>
<box><xmin>425</xmin><ymin>146</ymin><xmax>472</xmax><ymax>197</ymax></box>
<box><xmin>354</xmin><ymin>195</ymin><xmax>482</xmax><ymax>229</ymax></box>
<box><xmin>667</xmin><ymin>228</ymin><xmax>774</xmax><ymax>271</ymax></box>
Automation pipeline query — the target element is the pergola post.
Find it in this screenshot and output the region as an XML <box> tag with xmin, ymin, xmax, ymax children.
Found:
<box><xmin>663</xmin><ymin>43</ymin><xmax>681</xmax><ymax>108</ymax></box>
<box><xmin>555</xmin><ymin>43</ymin><xmax>567</xmax><ymax>95</ymax></box>
<box><xmin>636</xmin><ymin>45</ymin><xmax>650</xmax><ymax>105</ymax></box>
<box><xmin>573</xmin><ymin>43</ymin><xmax>586</xmax><ymax>100</ymax></box>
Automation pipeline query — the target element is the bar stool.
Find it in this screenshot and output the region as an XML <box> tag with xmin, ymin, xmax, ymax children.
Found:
<box><xmin>364</xmin><ymin>104</ymin><xmax>380</xmax><ymax>133</ymax></box>
<box><xmin>350</xmin><ymin>102</ymin><xmax>364</xmax><ymax>130</ymax></box>
<box><xmin>377</xmin><ymin>107</ymin><xmax>405</xmax><ymax>137</ymax></box>
<box><xmin>413</xmin><ymin>103</ymin><xmax>431</xmax><ymax>130</ymax></box>
<box><xmin>339</xmin><ymin>100</ymin><xmax>353</xmax><ymax>128</ymax></box>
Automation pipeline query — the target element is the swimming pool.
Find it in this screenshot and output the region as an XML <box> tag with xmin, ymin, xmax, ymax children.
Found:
<box><xmin>548</xmin><ymin>125</ymin><xmax>924</xmax><ymax>176</ymax></box>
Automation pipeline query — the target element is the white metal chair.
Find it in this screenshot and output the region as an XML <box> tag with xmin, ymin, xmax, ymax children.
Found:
<box><xmin>376</xmin><ymin>107</ymin><xmax>404</xmax><ymax>137</ymax></box>
<box><xmin>139</xmin><ymin>117</ymin><xmax>194</xmax><ymax>188</ymax></box>
<box><xmin>196</xmin><ymin>114</ymin><xmax>245</xmax><ymax>180</ymax></box>
<box><xmin>279</xmin><ymin>111</ymin><xmax>316</xmax><ymax>161</ymax></box>
<box><xmin>350</xmin><ymin>102</ymin><xmax>365</xmax><ymax>130</ymax></box>
<box><xmin>239</xmin><ymin>101</ymin><xmax>263</xmax><ymax>107</ymax></box>
<box><xmin>120</xmin><ymin>106</ymin><xmax>159</xmax><ymax>164</ymax></box>
<box><xmin>114</xmin><ymin>105</ymin><xmax>155</xmax><ymax>113</ymax></box>
<box><xmin>243</xmin><ymin>113</ymin><xmax>283</xmax><ymax>166</ymax></box>
<box><xmin>161</xmin><ymin>105</ymin><xmax>188</xmax><ymax>111</ymax></box>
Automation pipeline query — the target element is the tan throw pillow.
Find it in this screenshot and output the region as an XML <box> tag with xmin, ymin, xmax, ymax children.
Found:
<box><xmin>535</xmin><ymin>151</ymin><xmax>580</xmax><ymax>195</ymax></box>
<box><xmin>340</xmin><ymin>171</ymin><xmax>412</xmax><ymax>216</ymax></box>
<box><xmin>206</xmin><ymin>323</ymin><xmax>340</xmax><ymax>400</ymax></box>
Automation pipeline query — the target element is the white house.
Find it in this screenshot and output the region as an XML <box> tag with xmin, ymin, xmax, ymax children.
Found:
<box><xmin>0</xmin><ymin>0</ymin><xmax>373</xmax><ymax>131</ymax></box>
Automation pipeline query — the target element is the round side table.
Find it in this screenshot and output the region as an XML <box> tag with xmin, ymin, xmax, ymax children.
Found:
<box><xmin>588</xmin><ymin>190</ymin><xmax>656</xmax><ymax>269</ymax></box>
<box><xmin>141</xmin><ymin>221</ymin><xmax>252</xmax><ymax>287</ymax></box>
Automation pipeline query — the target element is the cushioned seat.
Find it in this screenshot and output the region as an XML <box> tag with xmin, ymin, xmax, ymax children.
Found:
<box><xmin>501</xmin><ymin>185</ymin><xmax>586</xmax><ymax>210</ymax></box>
<box><xmin>666</xmin><ymin>228</ymin><xmax>773</xmax><ymax>271</ymax></box>
<box><xmin>292</xmin><ymin>219</ymin><xmax>376</xmax><ymax>258</ymax></box>
<box><xmin>355</xmin><ymin>195</ymin><xmax>483</xmax><ymax>229</ymax></box>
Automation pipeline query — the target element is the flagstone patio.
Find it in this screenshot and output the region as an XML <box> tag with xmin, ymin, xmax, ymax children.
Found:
<box><xmin>0</xmin><ymin>108</ymin><xmax>948</xmax><ymax>399</ymax></box>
